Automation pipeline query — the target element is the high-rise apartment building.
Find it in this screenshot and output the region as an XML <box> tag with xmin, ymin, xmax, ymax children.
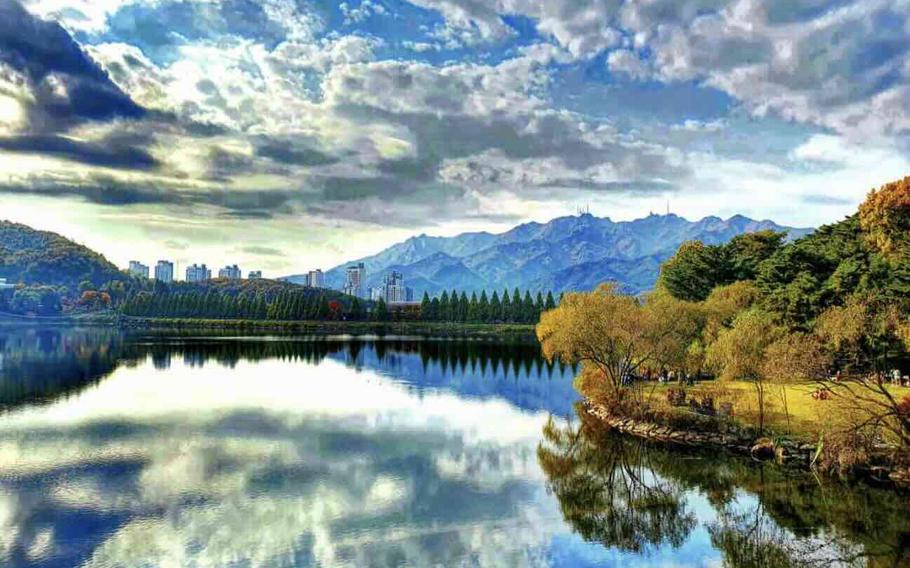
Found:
<box><xmin>218</xmin><ymin>265</ymin><xmax>242</xmax><ymax>279</ymax></box>
<box><xmin>307</xmin><ymin>269</ymin><xmax>324</xmax><ymax>288</ymax></box>
<box><xmin>186</xmin><ymin>264</ymin><xmax>211</xmax><ymax>283</ymax></box>
<box><xmin>128</xmin><ymin>261</ymin><xmax>149</xmax><ymax>279</ymax></box>
<box><xmin>154</xmin><ymin>260</ymin><xmax>174</xmax><ymax>283</ymax></box>
<box><xmin>342</xmin><ymin>263</ymin><xmax>366</xmax><ymax>298</ymax></box>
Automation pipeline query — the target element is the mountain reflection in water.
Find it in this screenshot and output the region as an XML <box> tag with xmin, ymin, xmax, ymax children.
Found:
<box><xmin>0</xmin><ymin>326</ymin><xmax>907</xmax><ymax>568</ymax></box>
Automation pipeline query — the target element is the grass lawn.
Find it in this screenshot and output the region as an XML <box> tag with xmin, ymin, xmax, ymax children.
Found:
<box><xmin>640</xmin><ymin>379</ymin><xmax>910</xmax><ymax>441</ymax></box>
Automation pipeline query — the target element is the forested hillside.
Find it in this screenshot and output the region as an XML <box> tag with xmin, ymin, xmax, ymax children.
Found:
<box><xmin>0</xmin><ymin>221</ymin><xmax>124</xmax><ymax>291</ymax></box>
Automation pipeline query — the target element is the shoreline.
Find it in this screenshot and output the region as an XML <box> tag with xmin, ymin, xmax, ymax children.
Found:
<box><xmin>583</xmin><ymin>400</ymin><xmax>910</xmax><ymax>488</ymax></box>
<box><xmin>0</xmin><ymin>314</ymin><xmax>537</xmax><ymax>340</ymax></box>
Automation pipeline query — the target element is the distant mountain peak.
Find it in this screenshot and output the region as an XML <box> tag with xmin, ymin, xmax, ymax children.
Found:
<box><xmin>286</xmin><ymin>212</ymin><xmax>812</xmax><ymax>296</ymax></box>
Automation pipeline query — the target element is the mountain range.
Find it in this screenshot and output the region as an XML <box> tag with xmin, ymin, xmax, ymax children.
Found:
<box><xmin>282</xmin><ymin>213</ymin><xmax>812</xmax><ymax>296</ymax></box>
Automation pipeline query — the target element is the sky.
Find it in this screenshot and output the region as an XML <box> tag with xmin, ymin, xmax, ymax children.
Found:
<box><xmin>1</xmin><ymin>0</ymin><xmax>909</xmax><ymax>275</ymax></box>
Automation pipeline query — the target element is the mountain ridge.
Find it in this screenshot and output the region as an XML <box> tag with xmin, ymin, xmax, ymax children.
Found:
<box><xmin>282</xmin><ymin>213</ymin><xmax>812</xmax><ymax>295</ymax></box>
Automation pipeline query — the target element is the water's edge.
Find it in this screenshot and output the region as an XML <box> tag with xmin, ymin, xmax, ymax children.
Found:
<box><xmin>584</xmin><ymin>400</ymin><xmax>910</xmax><ymax>488</ymax></box>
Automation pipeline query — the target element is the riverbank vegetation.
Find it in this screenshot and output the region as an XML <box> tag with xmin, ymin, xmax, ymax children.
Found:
<box><xmin>538</xmin><ymin>176</ymin><xmax>910</xmax><ymax>477</ymax></box>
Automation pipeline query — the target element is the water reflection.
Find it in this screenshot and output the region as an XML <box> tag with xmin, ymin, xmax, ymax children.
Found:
<box><xmin>539</xmin><ymin>407</ymin><xmax>910</xmax><ymax>567</ymax></box>
<box><xmin>0</xmin><ymin>326</ymin><xmax>907</xmax><ymax>568</ymax></box>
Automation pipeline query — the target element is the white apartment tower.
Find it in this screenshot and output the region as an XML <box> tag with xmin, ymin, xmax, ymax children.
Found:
<box><xmin>128</xmin><ymin>261</ymin><xmax>149</xmax><ymax>279</ymax></box>
<box><xmin>342</xmin><ymin>263</ymin><xmax>366</xmax><ymax>298</ymax></box>
<box><xmin>154</xmin><ymin>260</ymin><xmax>174</xmax><ymax>283</ymax></box>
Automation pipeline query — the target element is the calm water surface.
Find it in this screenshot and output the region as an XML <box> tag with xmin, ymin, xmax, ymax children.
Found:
<box><xmin>0</xmin><ymin>326</ymin><xmax>907</xmax><ymax>567</ymax></box>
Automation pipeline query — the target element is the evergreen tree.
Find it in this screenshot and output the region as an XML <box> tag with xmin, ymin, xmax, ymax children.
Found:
<box><xmin>420</xmin><ymin>291</ymin><xmax>432</xmax><ymax>321</ymax></box>
<box><xmin>467</xmin><ymin>292</ymin><xmax>479</xmax><ymax>322</ymax></box>
<box><xmin>522</xmin><ymin>290</ymin><xmax>535</xmax><ymax>323</ymax></box>
<box><xmin>501</xmin><ymin>289</ymin><xmax>512</xmax><ymax>322</ymax></box>
<box><xmin>350</xmin><ymin>297</ymin><xmax>364</xmax><ymax>320</ymax></box>
<box><xmin>511</xmin><ymin>288</ymin><xmax>522</xmax><ymax>322</ymax></box>
<box><xmin>373</xmin><ymin>297</ymin><xmax>389</xmax><ymax>321</ymax></box>
<box><xmin>478</xmin><ymin>290</ymin><xmax>490</xmax><ymax>323</ymax></box>
<box><xmin>439</xmin><ymin>291</ymin><xmax>450</xmax><ymax>322</ymax></box>
<box><xmin>545</xmin><ymin>290</ymin><xmax>556</xmax><ymax>311</ymax></box>
<box><xmin>458</xmin><ymin>291</ymin><xmax>469</xmax><ymax>322</ymax></box>
<box><xmin>490</xmin><ymin>290</ymin><xmax>501</xmax><ymax>323</ymax></box>
<box><xmin>430</xmin><ymin>297</ymin><xmax>441</xmax><ymax>322</ymax></box>
<box><xmin>450</xmin><ymin>289</ymin><xmax>459</xmax><ymax>321</ymax></box>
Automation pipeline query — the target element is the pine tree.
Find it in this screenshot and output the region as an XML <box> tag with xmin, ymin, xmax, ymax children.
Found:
<box><xmin>501</xmin><ymin>289</ymin><xmax>512</xmax><ymax>322</ymax></box>
<box><xmin>430</xmin><ymin>297</ymin><xmax>440</xmax><ymax>322</ymax></box>
<box><xmin>522</xmin><ymin>290</ymin><xmax>535</xmax><ymax>323</ymax></box>
<box><xmin>478</xmin><ymin>290</ymin><xmax>490</xmax><ymax>323</ymax></box>
<box><xmin>450</xmin><ymin>289</ymin><xmax>459</xmax><ymax>321</ymax></box>
<box><xmin>350</xmin><ymin>297</ymin><xmax>364</xmax><ymax>320</ymax></box>
<box><xmin>439</xmin><ymin>291</ymin><xmax>450</xmax><ymax>323</ymax></box>
<box><xmin>467</xmin><ymin>292</ymin><xmax>479</xmax><ymax>322</ymax></box>
<box><xmin>420</xmin><ymin>291</ymin><xmax>432</xmax><ymax>321</ymax></box>
<box><xmin>458</xmin><ymin>291</ymin><xmax>469</xmax><ymax>322</ymax></box>
<box><xmin>545</xmin><ymin>290</ymin><xmax>556</xmax><ymax>311</ymax></box>
<box><xmin>373</xmin><ymin>297</ymin><xmax>389</xmax><ymax>321</ymax></box>
<box><xmin>489</xmin><ymin>290</ymin><xmax>501</xmax><ymax>323</ymax></box>
<box><xmin>511</xmin><ymin>288</ymin><xmax>522</xmax><ymax>322</ymax></box>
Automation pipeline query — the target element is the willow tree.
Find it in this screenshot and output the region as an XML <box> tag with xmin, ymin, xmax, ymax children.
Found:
<box><xmin>705</xmin><ymin>308</ymin><xmax>784</xmax><ymax>434</ymax></box>
<box><xmin>536</xmin><ymin>284</ymin><xmax>698</xmax><ymax>402</ymax></box>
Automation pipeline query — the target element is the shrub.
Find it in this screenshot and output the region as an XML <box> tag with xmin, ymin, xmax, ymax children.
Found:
<box><xmin>699</xmin><ymin>395</ymin><xmax>716</xmax><ymax>416</ymax></box>
<box><xmin>667</xmin><ymin>387</ymin><xmax>687</xmax><ymax>406</ymax></box>
<box><xmin>897</xmin><ymin>395</ymin><xmax>910</xmax><ymax>417</ymax></box>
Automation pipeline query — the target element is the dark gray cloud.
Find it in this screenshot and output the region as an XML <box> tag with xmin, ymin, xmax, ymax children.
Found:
<box><xmin>0</xmin><ymin>0</ymin><xmax>145</xmax><ymax>129</ymax></box>
<box><xmin>0</xmin><ymin>134</ymin><xmax>159</xmax><ymax>170</ymax></box>
<box><xmin>253</xmin><ymin>136</ymin><xmax>339</xmax><ymax>167</ymax></box>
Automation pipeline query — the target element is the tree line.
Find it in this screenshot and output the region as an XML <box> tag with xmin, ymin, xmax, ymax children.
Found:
<box><xmin>121</xmin><ymin>286</ymin><xmax>358</xmax><ymax>321</ymax></box>
<box><xmin>419</xmin><ymin>288</ymin><xmax>557</xmax><ymax>324</ymax></box>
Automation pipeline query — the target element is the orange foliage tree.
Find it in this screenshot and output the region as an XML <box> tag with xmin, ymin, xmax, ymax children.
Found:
<box><xmin>858</xmin><ymin>175</ymin><xmax>910</xmax><ymax>258</ymax></box>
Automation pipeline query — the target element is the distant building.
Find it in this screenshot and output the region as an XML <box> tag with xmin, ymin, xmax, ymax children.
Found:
<box><xmin>186</xmin><ymin>264</ymin><xmax>211</xmax><ymax>283</ymax></box>
<box><xmin>128</xmin><ymin>261</ymin><xmax>149</xmax><ymax>279</ymax></box>
<box><xmin>373</xmin><ymin>271</ymin><xmax>414</xmax><ymax>303</ymax></box>
<box><xmin>307</xmin><ymin>269</ymin><xmax>324</xmax><ymax>289</ymax></box>
<box><xmin>218</xmin><ymin>265</ymin><xmax>242</xmax><ymax>279</ymax></box>
<box><xmin>154</xmin><ymin>260</ymin><xmax>174</xmax><ymax>283</ymax></box>
<box><xmin>383</xmin><ymin>271</ymin><xmax>412</xmax><ymax>303</ymax></box>
<box><xmin>342</xmin><ymin>262</ymin><xmax>366</xmax><ymax>298</ymax></box>
<box><xmin>248</xmin><ymin>270</ymin><xmax>262</xmax><ymax>279</ymax></box>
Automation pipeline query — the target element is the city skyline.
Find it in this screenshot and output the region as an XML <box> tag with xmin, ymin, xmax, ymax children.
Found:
<box><xmin>1</xmin><ymin>0</ymin><xmax>909</xmax><ymax>274</ymax></box>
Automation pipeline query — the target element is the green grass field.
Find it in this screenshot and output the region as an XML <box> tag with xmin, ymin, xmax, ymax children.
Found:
<box><xmin>641</xmin><ymin>379</ymin><xmax>910</xmax><ymax>440</ymax></box>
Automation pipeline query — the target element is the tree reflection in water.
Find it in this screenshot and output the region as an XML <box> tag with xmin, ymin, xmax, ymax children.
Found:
<box><xmin>539</xmin><ymin>405</ymin><xmax>910</xmax><ymax>568</ymax></box>
<box><xmin>537</xmin><ymin>409</ymin><xmax>696</xmax><ymax>553</ymax></box>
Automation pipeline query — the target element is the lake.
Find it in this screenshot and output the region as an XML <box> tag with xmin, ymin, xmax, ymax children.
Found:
<box><xmin>0</xmin><ymin>326</ymin><xmax>907</xmax><ymax>567</ymax></box>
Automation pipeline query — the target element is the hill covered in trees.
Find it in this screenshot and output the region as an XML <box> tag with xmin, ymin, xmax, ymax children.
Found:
<box><xmin>0</xmin><ymin>221</ymin><xmax>124</xmax><ymax>291</ymax></box>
